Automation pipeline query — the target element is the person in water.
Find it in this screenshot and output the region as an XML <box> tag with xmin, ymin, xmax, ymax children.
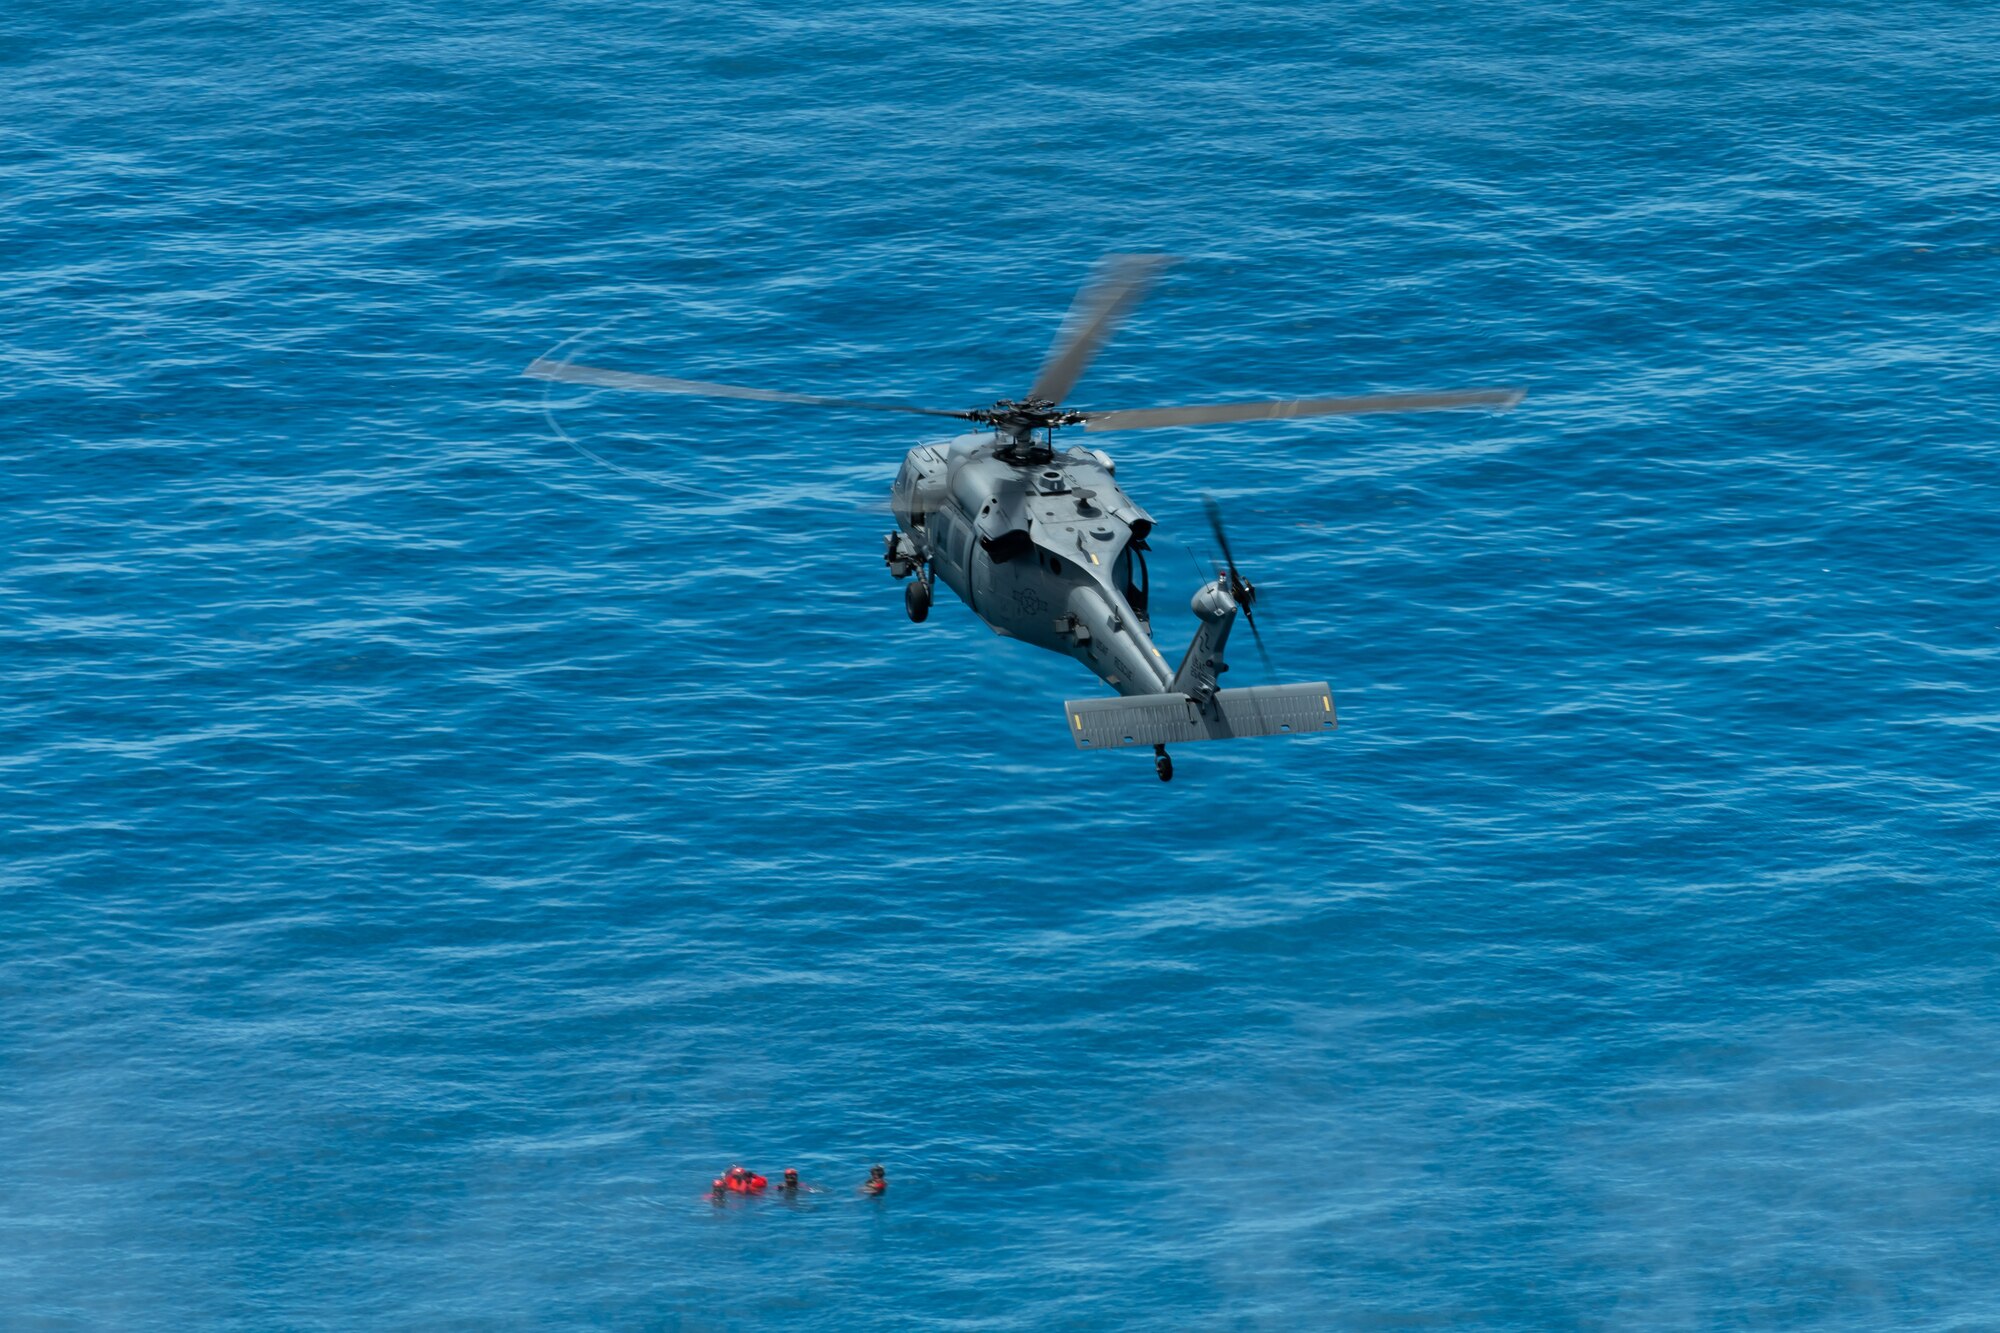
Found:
<box><xmin>723</xmin><ymin>1165</ymin><xmax>767</xmax><ymax>1193</ymax></box>
<box><xmin>710</xmin><ymin>1178</ymin><xmax>728</xmax><ymax>1203</ymax></box>
<box><xmin>861</xmin><ymin>1164</ymin><xmax>887</xmax><ymax>1196</ymax></box>
<box><xmin>776</xmin><ymin>1167</ymin><xmax>815</xmax><ymax>1195</ymax></box>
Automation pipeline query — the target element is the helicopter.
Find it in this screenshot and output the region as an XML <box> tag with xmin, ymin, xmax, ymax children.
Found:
<box><xmin>526</xmin><ymin>255</ymin><xmax>1522</xmax><ymax>781</ymax></box>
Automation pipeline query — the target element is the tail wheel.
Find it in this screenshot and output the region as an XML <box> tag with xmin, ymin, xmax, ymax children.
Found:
<box><xmin>905</xmin><ymin>579</ymin><xmax>931</xmax><ymax>623</ymax></box>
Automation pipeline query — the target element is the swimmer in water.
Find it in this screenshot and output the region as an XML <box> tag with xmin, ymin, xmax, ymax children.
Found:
<box><xmin>860</xmin><ymin>1164</ymin><xmax>887</xmax><ymax>1196</ymax></box>
<box><xmin>723</xmin><ymin>1165</ymin><xmax>768</xmax><ymax>1193</ymax></box>
<box><xmin>709</xmin><ymin>1178</ymin><xmax>727</xmax><ymax>1203</ymax></box>
<box><xmin>776</xmin><ymin>1167</ymin><xmax>812</xmax><ymax>1195</ymax></box>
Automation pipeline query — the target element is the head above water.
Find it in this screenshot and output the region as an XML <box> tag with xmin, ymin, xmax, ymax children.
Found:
<box><xmin>783</xmin><ymin>1168</ymin><xmax>799</xmax><ymax>1183</ymax></box>
<box><xmin>870</xmin><ymin>1164</ymin><xmax>885</xmax><ymax>1179</ymax></box>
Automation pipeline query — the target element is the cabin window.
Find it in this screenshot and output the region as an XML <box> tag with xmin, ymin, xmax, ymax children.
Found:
<box><xmin>933</xmin><ymin>507</ymin><xmax>974</xmax><ymax>568</ymax></box>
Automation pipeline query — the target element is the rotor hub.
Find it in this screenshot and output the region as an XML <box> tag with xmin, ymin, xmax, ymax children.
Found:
<box><xmin>966</xmin><ymin>398</ymin><xmax>1088</xmax><ymax>434</ymax></box>
<box><xmin>968</xmin><ymin>398</ymin><xmax>1087</xmax><ymax>460</ymax></box>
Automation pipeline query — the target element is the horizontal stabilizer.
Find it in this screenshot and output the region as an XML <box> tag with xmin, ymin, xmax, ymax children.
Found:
<box><xmin>1064</xmin><ymin>683</ymin><xmax>1336</xmax><ymax>751</ymax></box>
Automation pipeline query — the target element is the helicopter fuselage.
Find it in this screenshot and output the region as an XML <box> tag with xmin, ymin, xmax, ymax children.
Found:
<box><xmin>887</xmin><ymin>432</ymin><xmax>1239</xmax><ymax>698</ymax></box>
<box><xmin>527</xmin><ymin>251</ymin><xmax>1513</xmax><ymax>772</ymax></box>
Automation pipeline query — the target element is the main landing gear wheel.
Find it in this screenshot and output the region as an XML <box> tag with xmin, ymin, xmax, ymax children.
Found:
<box><xmin>1154</xmin><ymin>744</ymin><xmax>1173</xmax><ymax>783</ymax></box>
<box><xmin>905</xmin><ymin>578</ymin><xmax>931</xmax><ymax>623</ymax></box>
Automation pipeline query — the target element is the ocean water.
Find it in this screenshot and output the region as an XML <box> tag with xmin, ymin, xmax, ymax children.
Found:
<box><xmin>5</xmin><ymin>0</ymin><xmax>2000</xmax><ymax>1327</ymax></box>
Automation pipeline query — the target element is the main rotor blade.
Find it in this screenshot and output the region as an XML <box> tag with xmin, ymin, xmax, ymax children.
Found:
<box><xmin>1028</xmin><ymin>254</ymin><xmax>1174</xmax><ymax>406</ymax></box>
<box><xmin>1081</xmin><ymin>386</ymin><xmax>1525</xmax><ymax>432</ymax></box>
<box><xmin>524</xmin><ymin>358</ymin><xmax>975</xmax><ymax>421</ymax></box>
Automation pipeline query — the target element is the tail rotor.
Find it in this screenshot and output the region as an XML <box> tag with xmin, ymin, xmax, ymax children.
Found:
<box><xmin>1201</xmin><ymin>494</ymin><xmax>1275</xmax><ymax>677</ymax></box>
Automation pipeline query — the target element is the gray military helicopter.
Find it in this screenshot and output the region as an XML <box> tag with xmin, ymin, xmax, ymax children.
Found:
<box><xmin>527</xmin><ymin>255</ymin><xmax>1522</xmax><ymax>781</ymax></box>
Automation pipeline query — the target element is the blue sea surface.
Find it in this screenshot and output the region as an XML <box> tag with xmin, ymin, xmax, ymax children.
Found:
<box><xmin>5</xmin><ymin>1</ymin><xmax>2000</xmax><ymax>1327</ymax></box>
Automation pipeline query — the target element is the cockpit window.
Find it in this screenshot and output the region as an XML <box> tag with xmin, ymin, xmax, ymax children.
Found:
<box><xmin>1115</xmin><ymin>544</ymin><xmax>1148</xmax><ymax>617</ymax></box>
<box><xmin>980</xmin><ymin>529</ymin><xmax>1033</xmax><ymax>564</ymax></box>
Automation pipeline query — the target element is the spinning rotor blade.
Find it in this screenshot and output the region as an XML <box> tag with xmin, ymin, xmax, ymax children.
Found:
<box><xmin>1202</xmin><ymin>494</ymin><xmax>1275</xmax><ymax>677</ymax></box>
<box><xmin>1202</xmin><ymin>494</ymin><xmax>1244</xmax><ymax>583</ymax></box>
<box><xmin>1242</xmin><ymin>613</ymin><xmax>1276</xmax><ymax>676</ymax></box>
<box><xmin>1082</xmin><ymin>386</ymin><xmax>1525</xmax><ymax>432</ymax></box>
<box><xmin>1028</xmin><ymin>254</ymin><xmax>1174</xmax><ymax>406</ymax></box>
<box><xmin>524</xmin><ymin>358</ymin><xmax>975</xmax><ymax>421</ymax></box>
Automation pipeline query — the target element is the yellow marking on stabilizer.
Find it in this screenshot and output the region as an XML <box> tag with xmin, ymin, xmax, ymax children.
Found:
<box><xmin>1072</xmin><ymin>714</ymin><xmax>1082</xmax><ymax>729</ymax></box>
<box><xmin>1088</xmin><ymin>552</ymin><xmax>1099</xmax><ymax>565</ymax></box>
<box><xmin>1323</xmin><ymin>696</ymin><xmax>1332</xmax><ymax>711</ymax></box>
